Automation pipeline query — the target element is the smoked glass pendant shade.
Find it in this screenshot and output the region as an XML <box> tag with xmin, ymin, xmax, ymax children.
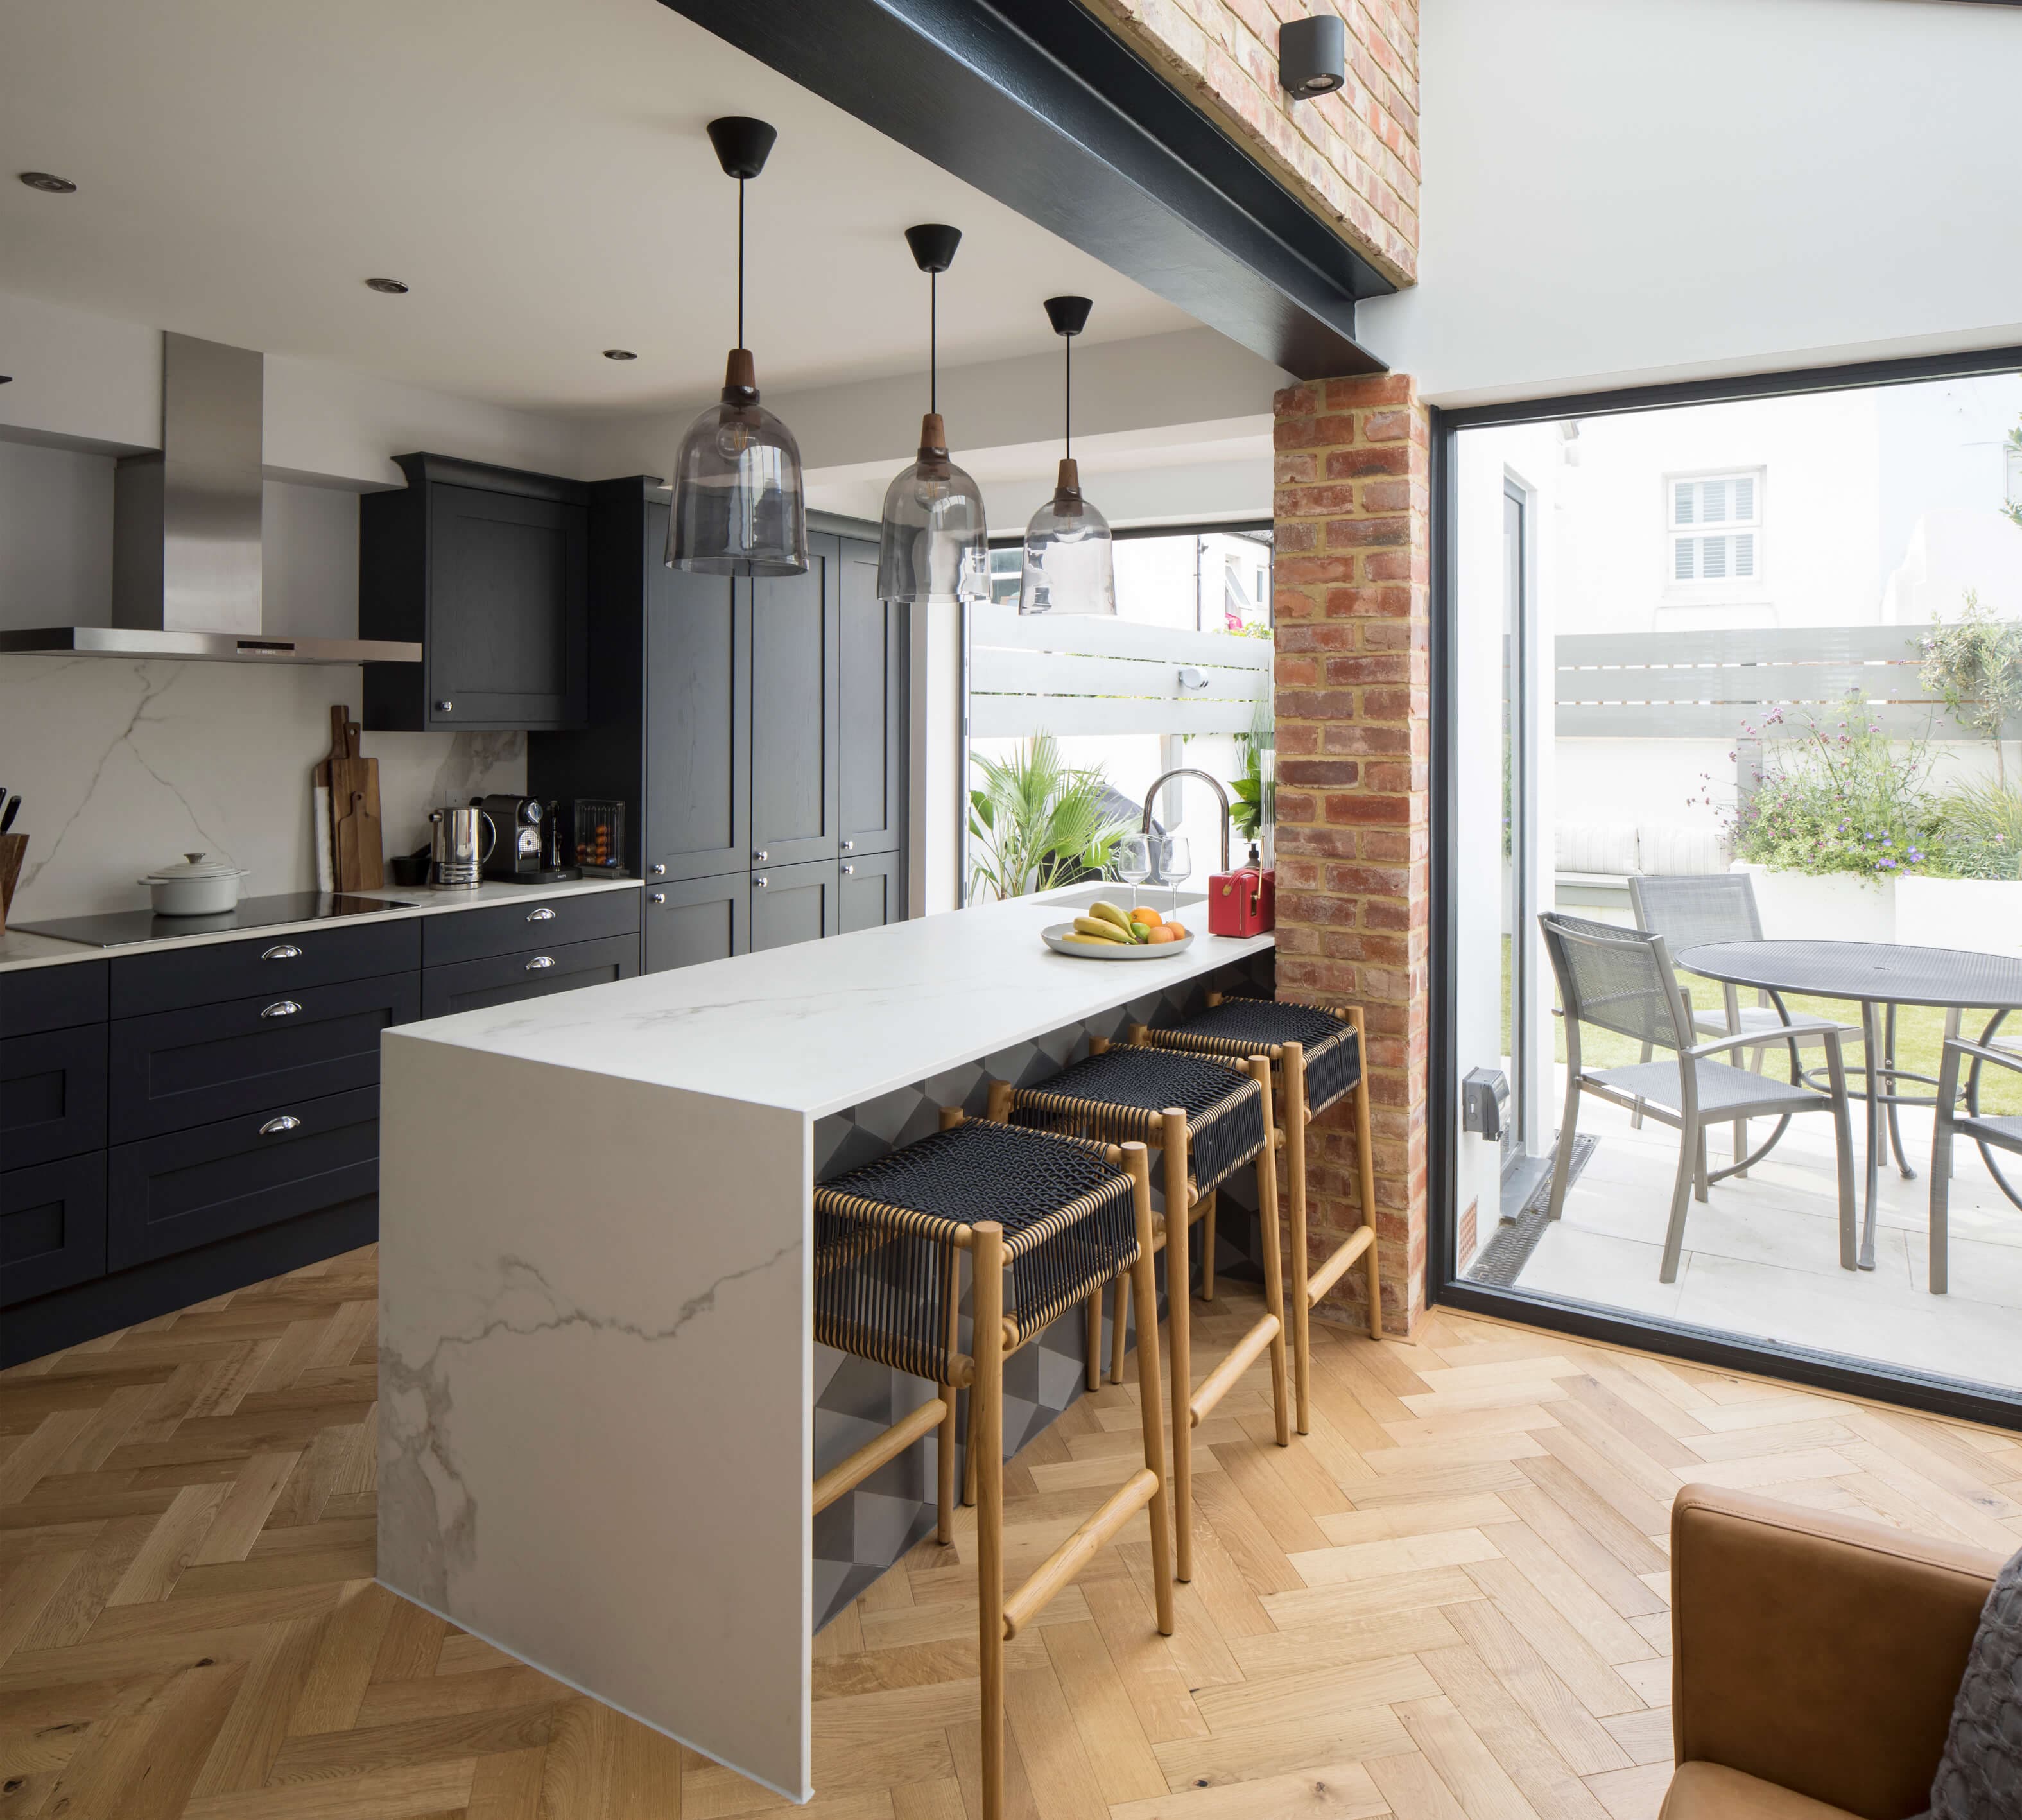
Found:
<box><xmin>1019</xmin><ymin>458</ymin><xmax>1115</xmax><ymax>616</ymax></box>
<box><xmin>876</xmin><ymin>413</ymin><xmax>989</xmax><ymax>604</ymax></box>
<box><xmin>667</xmin><ymin>349</ymin><xmax>808</xmax><ymax>578</ymax></box>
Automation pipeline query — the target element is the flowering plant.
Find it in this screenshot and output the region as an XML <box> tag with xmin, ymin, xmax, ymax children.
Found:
<box><xmin>1716</xmin><ymin>698</ymin><xmax>1942</xmax><ymax>881</ymax></box>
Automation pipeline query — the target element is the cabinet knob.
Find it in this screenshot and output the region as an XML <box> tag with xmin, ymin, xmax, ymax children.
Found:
<box><xmin>651</xmin><ymin>863</ymin><xmax>666</xmax><ymax>877</ymax></box>
<box><xmin>841</xmin><ymin>864</ymin><xmax>855</xmax><ymax>876</ymax></box>
<box><xmin>755</xmin><ymin>876</ymin><xmax>770</xmax><ymax>888</ymax></box>
<box><xmin>753</xmin><ymin>849</ymin><xmax>768</xmax><ymax>863</ymax></box>
<box><xmin>259</xmin><ymin>1114</ymin><xmax>302</xmax><ymax>1137</ymax></box>
<box><xmin>261</xmin><ymin>1000</ymin><xmax>302</xmax><ymax>1019</ymax></box>
<box><xmin>524</xmin><ymin>955</ymin><xmax>555</xmax><ymax>971</ymax></box>
<box><xmin>435</xmin><ymin>700</ymin><xmax>453</xmax><ymax>712</ymax></box>
<box><xmin>527</xmin><ymin>906</ymin><xmax>556</xmax><ymax>922</ymax></box>
<box><xmin>842</xmin><ymin>840</ymin><xmax>854</xmax><ymax>853</ymax></box>
<box><xmin>261</xmin><ymin>943</ymin><xmax>302</xmax><ymax>961</ymax></box>
<box><xmin>649</xmin><ymin>891</ymin><xmax>666</xmax><ymax>905</ymax></box>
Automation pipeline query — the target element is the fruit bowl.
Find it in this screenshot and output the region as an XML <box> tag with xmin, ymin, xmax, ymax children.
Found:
<box><xmin>1041</xmin><ymin>921</ymin><xmax>1195</xmax><ymax>960</ymax></box>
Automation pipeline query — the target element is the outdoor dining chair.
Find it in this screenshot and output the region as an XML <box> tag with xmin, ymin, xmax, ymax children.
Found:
<box><xmin>1627</xmin><ymin>872</ymin><xmax>1865</xmax><ymax>1174</ymax></box>
<box><xmin>1929</xmin><ymin>1035</ymin><xmax>2022</xmax><ymax>1294</ymax></box>
<box><xmin>1539</xmin><ymin>910</ymin><xmax>1858</xmax><ymax>1283</ymax></box>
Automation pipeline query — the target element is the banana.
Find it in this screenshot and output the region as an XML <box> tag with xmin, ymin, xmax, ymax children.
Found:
<box><xmin>1071</xmin><ymin>916</ymin><xmax>1130</xmax><ymax>942</ymax></box>
<box><xmin>1062</xmin><ymin>933</ymin><xmax>1125</xmax><ymax>947</ymax></box>
<box><xmin>1088</xmin><ymin>900</ymin><xmax>1136</xmax><ymax>935</ymax></box>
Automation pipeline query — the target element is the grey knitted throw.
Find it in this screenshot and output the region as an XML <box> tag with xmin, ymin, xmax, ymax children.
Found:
<box><xmin>1926</xmin><ymin>1548</ymin><xmax>2022</xmax><ymax>1820</ymax></box>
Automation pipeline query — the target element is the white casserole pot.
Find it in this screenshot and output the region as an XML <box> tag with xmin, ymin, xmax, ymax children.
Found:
<box><xmin>141</xmin><ymin>851</ymin><xmax>248</xmax><ymax>916</ymax></box>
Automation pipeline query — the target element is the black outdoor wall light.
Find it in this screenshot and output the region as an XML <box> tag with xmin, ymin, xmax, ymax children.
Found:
<box><xmin>1279</xmin><ymin>14</ymin><xmax>1345</xmax><ymax>98</ymax></box>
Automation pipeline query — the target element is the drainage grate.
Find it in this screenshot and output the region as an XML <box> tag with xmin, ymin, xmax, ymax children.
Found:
<box><xmin>1466</xmin><ymin>1135</ymin><xmax>1598</xmax><ymax>1287</ymax></box>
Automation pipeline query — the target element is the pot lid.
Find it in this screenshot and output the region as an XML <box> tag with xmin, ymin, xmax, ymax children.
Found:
<box><xmin>143</xmin><ymin>851</ymin><xmax>246</xmax><ymax>882</ymax></box>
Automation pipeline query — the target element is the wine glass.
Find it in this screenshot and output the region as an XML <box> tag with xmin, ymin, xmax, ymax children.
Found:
<box><xmin>1113</xmin><ymin>834</ymin><xmax>1152</xmax><ymax>912</ymax></box>
<box><xmin>1160</xmin><ymin>836</ymin><xmax>1192</xmax><ymax>922</ymax></box>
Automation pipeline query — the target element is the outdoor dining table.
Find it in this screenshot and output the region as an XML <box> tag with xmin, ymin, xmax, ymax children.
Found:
<box><xmin>1677</xmin><ymin>939</ymin><xmax>2022</xmax><ymax>1272</ymax></box>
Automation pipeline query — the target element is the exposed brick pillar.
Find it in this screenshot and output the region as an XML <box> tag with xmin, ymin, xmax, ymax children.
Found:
<box><xmin>1272</xmin><ymin>373</ymin><xmax>1431</xmax><ymax>1335</ymax></box>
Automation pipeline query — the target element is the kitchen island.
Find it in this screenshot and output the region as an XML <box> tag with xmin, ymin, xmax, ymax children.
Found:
<box><xmin>376</xmin><ymin>888</ymin><xmax>1274</xmax><ymax>1800</ymax></box>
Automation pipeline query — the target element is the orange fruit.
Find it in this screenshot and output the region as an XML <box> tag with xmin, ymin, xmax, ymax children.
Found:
<box><xmin>1146</xmin><ymin>924</ymin><xmax>1180</xmax><ymax>944</ymax></box>
<box><xmin>1129</xmin><ymin>906</ymin><xmax>1162</xmax><ymax>928</ymax></box>
<box><xmin>1165</xmin><ymin>923</ymin><xmax>1188</xmax><ymax>940</ymax></box>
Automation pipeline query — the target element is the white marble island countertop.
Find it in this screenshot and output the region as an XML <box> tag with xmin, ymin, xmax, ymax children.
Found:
<box><xmin>376</xmin><ymin>889</ymin><xmax>1272</xmax><ymax>1802</ymax></box>
<box><xmin>390</xmin><ymin>888</ymin><xmax>1274</xmax><ymax>1118</ymax></box>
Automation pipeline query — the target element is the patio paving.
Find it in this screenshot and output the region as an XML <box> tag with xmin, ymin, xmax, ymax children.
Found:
<box><xmin>1477</xmin><ymin>1070</ymin><xmax>2022</xmax><ymax>1394</ymax></box>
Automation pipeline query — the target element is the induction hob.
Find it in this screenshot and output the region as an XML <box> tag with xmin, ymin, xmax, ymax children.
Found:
<box><xmin>14</xmin><ymin>892</ymin><xmax>420</xmax><ymax>950</ymax></box>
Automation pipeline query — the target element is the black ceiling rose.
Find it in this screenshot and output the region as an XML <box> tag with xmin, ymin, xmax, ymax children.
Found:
<box><xmin>904</xmin><ymin>223</ymin><xmax>963</xmax><ymax>274</ymax></box>
<box><xmin>1043</xmin><ymin>295</ymin><xmax>1093</xmax><ymax>338</ymax></box>
<box><xmin>706</xmin><ymin>116</ymin><xmax>778</xmax><ymax>180</ymax></box>
<box><xmin>657</xmin><ymin>0</ymin><xmax>1387</xmax><ymax>379</ymax></box>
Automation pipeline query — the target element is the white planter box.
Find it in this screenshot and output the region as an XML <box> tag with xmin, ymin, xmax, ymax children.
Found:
<box><xmin>1896</xmin><ymin>876</ymin><xmax>2022</xmax><ymax>959</ymax></box>
<box><xmin>1733</xmin><ymin>863</ymin><xmax>1897</xmax><ymax>942</ymax></box>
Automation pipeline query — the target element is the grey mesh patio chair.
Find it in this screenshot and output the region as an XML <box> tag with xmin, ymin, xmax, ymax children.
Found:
<box><xmin>1540</xmin><ymin>911</ymin><xmax>1858</xmax><ymax>1284</ymax></box>
<box><xmin>1627</xmin><ymin>872</ymin><xmax>1865</xmax><ymax>1174</ymax></box>
<box><xmin>1929</xmin><ymin>1036</ymin><xmax>2022</xmax><ymax>1294</ymax></box>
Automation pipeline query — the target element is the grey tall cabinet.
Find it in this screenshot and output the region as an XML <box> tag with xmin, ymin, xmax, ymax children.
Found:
<box><xmin>528</xmin><ymin>480</ymin><xmax>906</xmax><ymax>973</ymax></box>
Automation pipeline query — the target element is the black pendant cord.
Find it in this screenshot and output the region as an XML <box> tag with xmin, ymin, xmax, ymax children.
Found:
<box><xmin>929</xmin><ymin>270</ymin><xmax>937</xmax><ymax>417</ymax></box>
<box><xmin>737</xmin><ymin>178</ymin><xmax>746</xmax><ymax>351</ymax></box>
<box><xmin>1064</xmin><ymin>333</ymin><xmax>1072</xmax><ymax>462</ymax></box>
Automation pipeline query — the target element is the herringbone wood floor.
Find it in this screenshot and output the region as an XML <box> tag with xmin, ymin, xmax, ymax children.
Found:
<box><xmin>4</xmin><ymin>1247</ymin><xmax>2018</xmax><ymax>1820</ymax></box>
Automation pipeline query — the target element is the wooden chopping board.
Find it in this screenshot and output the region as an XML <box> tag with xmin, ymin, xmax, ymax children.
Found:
<box><xmin>329</xmin><ymin>715</ymin><xmax>384</xmax><ymax>892</ymax></box>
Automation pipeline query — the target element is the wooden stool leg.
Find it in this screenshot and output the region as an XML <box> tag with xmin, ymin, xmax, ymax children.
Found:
<box><xmin>1084</xmin><ymin>1289</ymin><xmax>1102</xmax><ymax>1392</ymax></box>
<box><xmin>1349</xmin><ymin>1009</ymin><xmax>1383</xmax><ymax>1340</ymax></box>
<box><xmin>1110</xmin><ymin>1273</ymin><xmax>1129</xmax><ymax>1385</ymax></box>
<box><xmin>1249</xmin><ymin>1056</ymin><xmax>1292</xmax><ymax>1448</ymax></box>
<box><xmin>1199</xmin><ymin>1190</ymin><xmax>1217</xmax><ymax>1303</ymax></box>
<box><xmin>1162</xmin><ymin>1110</ymin><xmax>1193</xmax><ymax>1582</ymax></box>
<box><xmin>1282</xmin><ymin>1042</ymin><xmax>1313</xmax><ymax>1436</ymax></box>
<box><xmin>938</xmin><ymin>1249</ymin><xmax>960</xmax><ymax>1543</ymax></box>
<box><xmin>972</xmin><ymin>1223</ymin><xmax>1007</xmax><ymax>1820</ymax></box>
<box><xmin>1121</xmin><ymin>1146</ymin><xmax>1175</xmax><ymax>1634</ymax></box>
<box><xmin>987</xmin><ymin>1080</ymin><xmax>1014</xmax><ymax>1124</ymax></box>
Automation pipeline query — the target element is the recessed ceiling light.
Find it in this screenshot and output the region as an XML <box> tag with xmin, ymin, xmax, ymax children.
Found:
<box><xmin>365</xmin><ymin>277</ymin><xmax>410</xmax><ymax>294</ymax></box>
<box><xmin>603</xmin><ymin>349</ymin><xmax>637</xmax><ymax>361</ymax></box>
<box><xmin>19</xmin><ymin>171</ymin><xmax>78</xmax><ymax>193</ymax></box>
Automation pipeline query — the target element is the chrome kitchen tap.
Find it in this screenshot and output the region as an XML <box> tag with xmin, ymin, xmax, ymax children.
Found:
<box><xmin>1141</xmin><ymin>768</ymin><xmax>1232</xmax><ymax>874</ymax></box>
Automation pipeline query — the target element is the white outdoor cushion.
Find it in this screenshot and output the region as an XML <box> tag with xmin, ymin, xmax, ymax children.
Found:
<box><xmin>1637</xmin><ymin>824</ymin><xmax>1724</xmax><ymax>876</ymax></box>
<box><xmin>1556</xmin><ymin>822</ymin><xmax>1640</xmax><ymax>876</ymax></box>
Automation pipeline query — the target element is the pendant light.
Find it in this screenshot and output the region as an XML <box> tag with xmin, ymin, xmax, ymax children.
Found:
<box><xmin>876</xmin><ymin>224</ymin><xmax>989</xmax><ymax>605</ymax></box>
<box><xmin>1018</xmin><ymin>295</ymin><xmax>1115</xmax><ymax>617</ymax></box>
<box><xmin>667</xmin><ymin>117</ymin><xmax>808</xmax><ymax>577</ymax></box>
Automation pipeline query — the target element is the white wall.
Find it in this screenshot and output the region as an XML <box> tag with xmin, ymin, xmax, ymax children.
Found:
<box><xmin>1363</xmin><ymin>0</ymin><xmax>2022</xmax><ymax>404</ymax></box>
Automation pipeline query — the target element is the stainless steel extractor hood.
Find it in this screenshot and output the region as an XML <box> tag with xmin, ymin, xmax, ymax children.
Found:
<box><xmin>0</xmin><ymin>332</ymin><xmax>420</xmax><ymax>665</ymax></box>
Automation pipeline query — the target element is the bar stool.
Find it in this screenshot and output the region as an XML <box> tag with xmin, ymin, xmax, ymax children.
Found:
<box><xmin>1128</xmin><ymin>994</ymin><xmax>1379</xmax><ymax>1436</ymax></box>
<box><xmin>810</xmin><ymin>1113</ymin><xmax>1173</xmax><ymax>1820</ymax></box>
<box><xmin>986</xmin><ymin>1044</ymin><xmax>1288</xmax><ymax>1582</ymax></box>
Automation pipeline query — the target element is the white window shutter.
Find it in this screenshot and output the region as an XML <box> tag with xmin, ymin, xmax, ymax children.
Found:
<box><xmin>1674</xmin><ymin>539</ymin><xmax>1695</xmax><ymax>581</ymax></box>
<box><xmin>1734</xmin><ymin>532</ymin><xmax>1755</xmax><ymax>577</ymax></box>
<box><xmin>1673</xmin><ymin>481</ymin><xmax>1695</xmax><ymax>526</ymax></box>
<box><xmin>1702</xmin><ymin>535</ymin><xmax>1728</xmax><ymax>580</ymax></box>
<box><xmin>1733</xmin><ymin>475</ymin><xmax>1755</xmax><ymax>521</ymax></box>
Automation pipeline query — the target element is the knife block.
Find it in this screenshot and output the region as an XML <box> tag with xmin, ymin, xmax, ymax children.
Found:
<box><xmin>0</xmin><ymin>834</ymin><xmax>26</xmax><ymax>935</ymax></box>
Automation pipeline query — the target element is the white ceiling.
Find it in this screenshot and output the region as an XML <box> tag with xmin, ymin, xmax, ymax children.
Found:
<box><xmin>0</xmin><ymin>0</ymin><xmax>1194</xmax><ymax>413</ymax></box>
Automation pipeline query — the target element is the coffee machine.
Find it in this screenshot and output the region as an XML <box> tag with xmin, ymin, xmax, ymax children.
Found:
<box><xmin>474</xmin><ymin>795</ymin><xmax>546</xmax><ymax>883</ymax></box>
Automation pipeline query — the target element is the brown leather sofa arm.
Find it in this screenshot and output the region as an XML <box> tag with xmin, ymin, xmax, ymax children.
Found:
<box><xmin>1671</xmin><ymin>1484</ymin><xmax>2000</xmax><ymax>1820</ymax></box>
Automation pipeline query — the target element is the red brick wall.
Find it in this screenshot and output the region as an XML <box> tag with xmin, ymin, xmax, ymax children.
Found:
<box><xmin>1271</xmin><ymin>372</ymin><xmax>1430</xmax><ymax>1333</ymax></box>
<box><xmin>1078</xmin><ymin>0</ymin><xmax>1419</xmax><ymax>284</ymax></box>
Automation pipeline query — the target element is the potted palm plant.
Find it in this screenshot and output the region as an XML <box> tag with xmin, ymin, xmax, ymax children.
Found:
<box><xmin>967</xmin><ymin>734</ymin><xmax>1132</xmax><ymax>901</ymax></box>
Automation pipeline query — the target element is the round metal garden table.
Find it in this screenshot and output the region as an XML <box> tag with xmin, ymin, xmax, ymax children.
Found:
<box><xmin>1677</xmin><ymin>940</ymin><xmax>2022</xmax><ymax>1270</ymax></box>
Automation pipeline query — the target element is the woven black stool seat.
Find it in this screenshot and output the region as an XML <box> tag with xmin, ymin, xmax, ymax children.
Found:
<box><xmin>1152</xmin><ymin>998</ymin><xmax>1361</xmax><ymax>1119</ymax></box>
<box><xmin>1012</xmin><ymin>1048</ymin><xmax>1265</xmax><ymax>1194</ymax></box>
<box><xmin>815</xmin><ymin>1122</ymin><xmax>1139</xmax><ymax>1380</ymax></box>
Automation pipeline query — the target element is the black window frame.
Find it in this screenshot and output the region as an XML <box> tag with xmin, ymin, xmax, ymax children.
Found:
<box><xmin>1429</xmin><ymin>342</ymin><xmax>2022</xmax><ymax>1430</ymax></box>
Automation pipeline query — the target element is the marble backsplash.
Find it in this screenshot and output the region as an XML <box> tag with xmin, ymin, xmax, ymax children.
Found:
<box><xmin>0</xmin><ymin>653</ymin><xmax>524</xmax><ymax>922</ymax></box>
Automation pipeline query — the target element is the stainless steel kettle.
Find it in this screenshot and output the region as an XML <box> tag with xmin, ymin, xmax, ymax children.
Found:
<box><xmin>429</xmin><ymin>806</ymin><xmax>494</xmax><ymax>888</ymax></box>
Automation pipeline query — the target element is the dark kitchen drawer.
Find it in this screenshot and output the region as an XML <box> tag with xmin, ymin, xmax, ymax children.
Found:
<box><xmin>112</xmin><ymin>917</ymin><xmax>421</xmax><ymax>1018</ymax></box>
<box><xmin>421</xmin><ymin>932</ymin><xmax>639</xmax><ymax>1019</ymax></box>
<box><xmin>838</xmin><ymin>850</ymin><xmax>904</xmax><ymax>935</ymax></box>
<box><xmin>1</xmin><ymin>1152</ymin><xmax>108</xmax><ymax>1307</ymax></box>
<box><xmin>420</xmin><ymin>887</ymin><xmax>640</xmax><ymax>968</ymax></box>
<box><xmin>1</xmin><ymin>1023</ymin><xmax>108</xmax><ymax>1168</ymax></box>
<box><xmin>110</xmin><ymin>969</ymin><xmax>419</xmax><ymax>1142</ymax></box>
<box><xmin>107</xmin><ymin>1086</ymin><xmax>378</xmax><ymax>1270</ymax></box>
<box><xmin>0</xmin><ymin>960</ymin><xmax>108</xmax><ymax>1039</ymax></box>
<box><xmin>645</xmin><ymin>874</ymin><xmax>748</xmax><ymax>973</ymax></box>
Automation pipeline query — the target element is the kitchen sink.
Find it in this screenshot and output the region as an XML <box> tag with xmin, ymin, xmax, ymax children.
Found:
<box><xmin>1039</xmin><ymin>886</ymin><xmax>1207</xmax><ymax>912</ymax></box>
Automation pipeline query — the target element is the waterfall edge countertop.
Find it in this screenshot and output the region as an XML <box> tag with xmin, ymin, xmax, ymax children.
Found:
<box><xmin>375</xmin><ymin>890</ymin><xmax>1274</xmax><ymax>1803</ymax></box>
<box><xmin>388</xmin><ymin>888</ymin><xmax>1275</xmax><ymax>1118</ymax></box>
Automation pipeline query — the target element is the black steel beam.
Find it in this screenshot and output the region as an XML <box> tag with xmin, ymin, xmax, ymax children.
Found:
<box><xmin>657</xmin><ymin>0</ymin><xmax>1390</xmax><ymax>380</ymax></box>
